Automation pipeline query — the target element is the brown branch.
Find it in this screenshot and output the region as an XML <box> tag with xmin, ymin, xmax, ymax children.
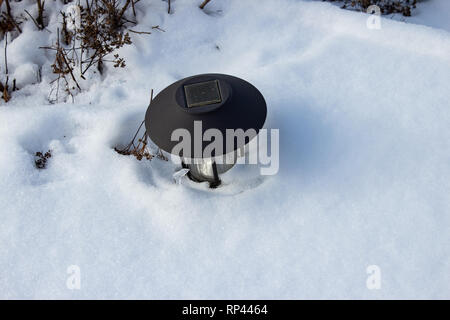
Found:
<box><xmin>128</xmin><ymin>29</ymin><xmax>151</xmax><ymax>35</ymax></box>
<box><xmin>152</xmin><ymin>25</ymin><xmax>165</xmax><ymax>32</ymax></box>
<box><xmin>36</xmin><ymin>0</ymin><xmax>45</xmax><ymax>29</ymax></box>
<box><xmin>131</xmin><ymin>0</ymin><xmax>136</xmax><ymax>17</ymax></box>
<box><xmin>4</xmin><ymin>0</ymin><xmax>11</xmax><ymax>16</ymax></box>
<box><xmin>24</xmin><ymin>9</ymin><xmax>42</xmax><ymax>30</ymax></box>
<box><xmin>81</xmin><ymin>48</ymin><xmax>99</xmax><ymax>75</ymax></box>
<box><xmin>129</xmin><ymin>25</ymin><xmax>164</xmax><ymax>35</ymax></box>
<box><xmin>120</xmin><ymin>16</ymin><xmax>137</xmax><ymax>25</ymax></box>
<box><xmin>114</xmin><ymin>89</ymin><xmax>156</xmax><ymax>161</ymax></box>
<box><xmin>199</xmin><ymin>0</ymin><xmax>212</xmax><ymax>10</ymax></box>
<box><xmin>4</xmin><ymin>31</ymin><xmax>8</xmax><ymax>75</ymax></box>
<box><xmin>60</xmin><ymin>48</ymin><xmax>81</xmax><ymax>91</ymax></box>
<box><xmin>117</xmin><ymin>0</ymin><xmax>131</xmax><ymax>21</ymax></box>
<box><xmin>3</xmin><ymin>0</ymin><xmax>22</xmax><ymax>34</ymax></box>
<box><xmin>1</xmin><ymin>31</ymin><xmax>9</xmax><ymax>102</ymax></box>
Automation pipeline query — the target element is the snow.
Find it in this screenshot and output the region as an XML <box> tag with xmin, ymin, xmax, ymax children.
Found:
<box><xmin>308</xmin><ymin>0</ymin><xmax>450</xmax><ymax>33</ymax></box>
<box><xmin>393</xmin><ymin>0</ymin><xmax>450</xmax><ymax>32</ymax></box>
<box><xmin>0</xmin><ymin>0</ymin><xmax>449</xmax><ymax>299</ymax></box>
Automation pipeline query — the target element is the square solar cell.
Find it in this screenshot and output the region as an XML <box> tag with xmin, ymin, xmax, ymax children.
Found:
<box><xmin>184</xmin><ymin>80</ymin><xmax>222</xmax><ymax>108</ymax></box>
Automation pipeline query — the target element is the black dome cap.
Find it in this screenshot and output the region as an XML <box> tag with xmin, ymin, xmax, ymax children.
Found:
<box><xmin>145</xmin><ymin>73</ymin><xmax>267</xmax><ymax>158</ymax></box>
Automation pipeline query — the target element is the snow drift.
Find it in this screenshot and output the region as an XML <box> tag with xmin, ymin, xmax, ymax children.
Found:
<box><xmin>0</xmin><ymin>0</ymin><xmax>449</xmax><ymax>299</ymax></box>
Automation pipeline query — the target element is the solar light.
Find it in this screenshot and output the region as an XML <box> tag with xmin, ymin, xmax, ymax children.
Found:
<box><xmin>145</xmin><ymin>73</ymin><xmax>267</xmax><ymax>187</ymax></box>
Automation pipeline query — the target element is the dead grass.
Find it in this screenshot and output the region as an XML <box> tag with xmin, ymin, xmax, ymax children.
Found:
<box><xmin>322</xmin><ymin>0</ymin><xmax>419</xmax><ymax>16</ymax></box>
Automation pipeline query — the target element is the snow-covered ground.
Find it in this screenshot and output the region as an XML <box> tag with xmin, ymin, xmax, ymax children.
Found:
<box><xmin>389</xmin><ymin>0</ymin><xmax>450</xmax><ymax>32</ymax></box>
<box><xmin>0</xmin><ymin>0</ymin><xmax>449</xmax><ymax>299</ymax></box>
<box><xmin>318</xmin><ymin>0</ymin><xmax>450</xmax><ymax>32</ymax></box>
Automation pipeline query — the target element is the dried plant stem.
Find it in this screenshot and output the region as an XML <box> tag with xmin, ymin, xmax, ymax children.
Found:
<box><xmin>131</xmin><ymin>0</ymin><xmax>137</xmax><ymax>17</ymax></box>
<box><xmin>1</xmin><ymin>31</ymin><xmax>10</xmax><ymax>102</ymax></box>
<box><xmin>36</xmin><ymin>0</ymin><xmax>45</xmax><ymax>29</ymax></box>
<box><xmin>128</xmin><ymin>29</ymin><xmax>151</xmax><ymax>35</ymax></box>
<box><xmin>24</xmin><ymin>10</ymin><xmax>40</xmax><ymax>30</ymax></box>
<box><xmin>4</xmin><ymin>0</ymin><xmax>21</xmax><ymax>33</ymax></box>
<box><xmin>117</xmin><ymin>0</ymin><xmax>132</xmax><ymax>22</ymax></box>
<box><xmin>114</xmin><ymin>89</ymin><xmax>168</xmax><ymax>162</ymax></box>
<box><xmin>4</xmin><ymin>31</ymin><xmax>8</xmax><ymax>75</ymax></box>
<box><xmin>60</xmin><ymin>48</ymin><xmax>81</xmax><ymax>91</ymax></box>
<box><xmin>199</xmin><ymin>0</ymin><xmax>212</xmax><ymax>10</ymax></box>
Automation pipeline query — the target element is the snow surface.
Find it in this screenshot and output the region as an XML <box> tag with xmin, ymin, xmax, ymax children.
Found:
<box><xmin>0</xmin><ymin>0</ymin><xmax>449</xmax><ymax>299</ymax></box>
<box><xmin>304</xmin><ymin>0</ymin><xmax>450</xmax><ymax>33</ymax></box>
<box><xmin>391</xmin><ymin>0</ymin><xmax>450</xmax><ymax>32</ymax></box>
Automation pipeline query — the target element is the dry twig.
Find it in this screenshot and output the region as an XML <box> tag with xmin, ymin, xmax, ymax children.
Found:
<box><xmin>114</xmin><ymin>89</ymin><xmax>168</xmax><ymax>161</ymax></box>
<box><xmin>199</xmin><ymin>0</ymin><xmax>212</xmax><ymax>10</ymax></box>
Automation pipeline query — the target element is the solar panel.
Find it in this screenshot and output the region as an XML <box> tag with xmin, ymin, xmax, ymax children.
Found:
<box><xmin>184</xmin><ymin>80</ymin><xmax>222</xmax><ymax>108</ymax></box>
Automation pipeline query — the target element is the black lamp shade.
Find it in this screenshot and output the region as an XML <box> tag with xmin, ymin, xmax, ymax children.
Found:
<box><xmin>145</xmin><ymin>73</ymin><xmax>267</xmax><ymax>158</ymax></box>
